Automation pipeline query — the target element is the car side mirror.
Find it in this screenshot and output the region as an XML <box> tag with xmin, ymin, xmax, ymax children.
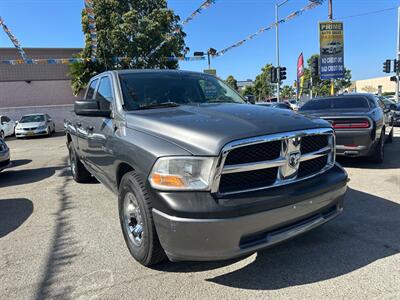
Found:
<box><xmin>75</xmin><ymin>100</ymin><xmax>111</xmax><ymax>117</ymax></box>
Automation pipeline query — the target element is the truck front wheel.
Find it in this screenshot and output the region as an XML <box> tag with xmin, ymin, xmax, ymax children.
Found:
<box><xmin>118</xmin><ymin>171</ymin><xmax>165</xmax><ymax>266</ymax></box>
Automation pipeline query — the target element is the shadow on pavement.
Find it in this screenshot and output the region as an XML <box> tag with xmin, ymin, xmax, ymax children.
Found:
<box><xmin>10</xmin><ymin>159</ymin><xmax>32</xmax><ymax>168</ymax></box>
<box><xmin>0</xmin><ymin>198</ymin><xmax>33</xmax><ymax>238</ymax></box>
<box><xmin>203</xmin><ymin>188</ymin><xmax>400</xmax><ymax>290</ymax></box>
<box><xmin>34</xmin><ymin>164</ymin><xmax>81</xmax><ymax>299</ymax></box>
<box><xmin>0</xmin><ymin>166</ymin><xmax>65</xmax><ymax>188</ymax></box>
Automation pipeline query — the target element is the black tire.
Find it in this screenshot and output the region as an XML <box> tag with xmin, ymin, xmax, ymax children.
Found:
<box><xmin>369</xmin><ymin>131</ymin><xmax>385</xmax><ymax>163</ymax></box>
<box><xmin>68</xmin><ymin>142</ymin><xmax>91</xmax><ymax>183</ymax></box>
<box><xmin>118</xmin><ymin>171</ymin><xmax>165</xmax><ymax>266</ymax></box>
<box><xmin>386</xmin><ymin>128</ymin><xmax>393</xmax><ymax>143</ymax></box>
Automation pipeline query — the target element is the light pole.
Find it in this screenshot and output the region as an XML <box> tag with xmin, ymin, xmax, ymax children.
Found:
<box><xmin>275</xmin><ymin>0</ymin><xmax>289</xmax><ymax>102</ymax></box>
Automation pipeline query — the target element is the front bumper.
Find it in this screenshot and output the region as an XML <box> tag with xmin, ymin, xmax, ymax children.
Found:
<box><xmin>15</xmin><ymin>128</ymin><xmax>48</xmax><ymax>137</ymax></box>
<box><xmin>152</xmin><ymin>164</ymin><xmax>347</xmax><ymax>262</ymax></box>
<box><xmin>335</xmin><ymin>129</ymin><xmax>375</xmax><ymax>157</ymax></box>
<box><xmin>0</xmin><ymin>149</ymin><xmax>10</xmax><ymax>171</ymax></box>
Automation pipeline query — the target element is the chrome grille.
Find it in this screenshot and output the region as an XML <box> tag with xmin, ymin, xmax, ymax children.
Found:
<box><xmin>213</xmin><ymin>128</ymin><xmax>335</xmax><ymax>195</ymax></box>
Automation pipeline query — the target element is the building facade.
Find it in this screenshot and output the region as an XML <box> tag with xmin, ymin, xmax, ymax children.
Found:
<box><xmin>351</xmin><ymin>76</ymin><xmax>396</xmax><ymax>94</ymax></box>
<box><xmin>0</xmin><ymin>48</ymin><xmax>82</xmax><ymax>129</ymax></box>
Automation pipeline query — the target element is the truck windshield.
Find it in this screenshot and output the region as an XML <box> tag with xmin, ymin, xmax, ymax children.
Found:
<box><xmin>300</xmin><ymin>97</ymin><xmax>370</xmax><ymax>110</ymax></box>
<box><xmin>119</xmin><ymin>72</ymin><xmax>246</xmax><ymax>110</ymax></box>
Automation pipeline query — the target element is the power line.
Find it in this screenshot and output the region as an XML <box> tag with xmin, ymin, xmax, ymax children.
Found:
<box><xmin>336</xmin><ymin>6</ymin><xmax>397</xmax><ymax>20</ymax></box>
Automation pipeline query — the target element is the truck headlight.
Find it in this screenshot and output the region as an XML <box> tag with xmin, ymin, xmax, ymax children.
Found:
<box><xmin>149</xmin><ymin>157</ymin><xmax>217</xmax><ymax>191</ymax></box>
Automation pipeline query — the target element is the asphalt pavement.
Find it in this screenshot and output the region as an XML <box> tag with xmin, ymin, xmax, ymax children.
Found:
<box><xmin>0</xmin><ymin>129</ymin><xmax>399</xmax><ymax>299</ymax></box>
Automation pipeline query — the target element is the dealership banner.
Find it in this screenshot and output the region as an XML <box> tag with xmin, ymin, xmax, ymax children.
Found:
<box><xmin>319</xmin><ymin>21</ymin><xmax>344</xmax><ymax>79</ymax></box>
<box><xmin>297</xmin><ymin>53</ymin><xmax>305</xmax><ymax>98</ymax></box>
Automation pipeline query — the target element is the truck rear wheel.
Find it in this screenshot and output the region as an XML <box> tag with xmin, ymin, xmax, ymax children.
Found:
<box><xmin>118</xmin><ymin>171</ymin><xmax>165</xmax><ymax>266</ymax></box>
<box><xmin>68</xmin><ymin>142</ymin><xmax>91</xmax><ymax>183</ymax></box>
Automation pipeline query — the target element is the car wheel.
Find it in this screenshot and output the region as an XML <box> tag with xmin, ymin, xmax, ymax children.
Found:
<box><xmin>386</xmin><ymin>128</ymin><xmax>393</xmax><ymax>143</ymax></box>
<box><xmin>68</xmin><ymin>142</ymin><xmax>91</xmax><ymax>183</ymax></box>
<box><xmin>369</xmin><ymin>131</ymin><xmax>385</xmax><ymax>163</ymax></box>
<box><xmin>118</xmin><ymin>171</ymin><xmax>165</xmax><ymax>266</ymax></box>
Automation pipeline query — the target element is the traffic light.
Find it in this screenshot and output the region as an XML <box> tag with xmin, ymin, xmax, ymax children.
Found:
<box><xmin>394</xmin><ymin>59</ymin><xmax>400</xmax><ymax>74</ymax></box>
<box><xmin>383</xmin><ymin>59</ymin><xmax>391</xmax><ymax>73</ymax></box>
<box><xmin>279</xmin><ymin>67</ymin><xmax>287</xmax><ymax>81</ymax></box>
<box><xmin>311</xmin><ymin>57</ymin><xmax>319</xmax><ymax>78</ymax></box>
<box><xmin>270</xmin><ymin>67</ymin><xmax>278</xmax><ymax>83</ymax></box>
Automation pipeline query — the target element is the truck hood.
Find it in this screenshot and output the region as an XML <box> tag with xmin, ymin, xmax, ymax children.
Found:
<box><xmin>125</xmin><ymin>103</ymin><xmax>330</xmax><ymax>155</ymax></box>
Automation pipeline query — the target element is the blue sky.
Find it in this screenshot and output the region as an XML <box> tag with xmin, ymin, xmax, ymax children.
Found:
<box><xmin>0</xmin><ymin>0</ymin><xmax>399</xmax><ymax>83</ymax></box>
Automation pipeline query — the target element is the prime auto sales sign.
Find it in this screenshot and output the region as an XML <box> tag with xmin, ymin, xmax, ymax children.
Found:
<box><xmin>319</xmin><ymin>21</ymin><xmax>344</xmax><ymax>79</ymax></box>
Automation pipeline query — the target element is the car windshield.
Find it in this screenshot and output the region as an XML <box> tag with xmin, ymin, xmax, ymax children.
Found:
<box><xmin>300</xmin><ymin>97</ymin><xmax>370</xmax><ymax>110</ymax></box>
<box><xmin>20</xmin><ymin>115</ymin><xmax>45</xmax><ymax>123</ymax></box>
<box><xmin>119</xmin><ymin>72</ymin><xmax>246</xmax><ymax>110</ymax></box>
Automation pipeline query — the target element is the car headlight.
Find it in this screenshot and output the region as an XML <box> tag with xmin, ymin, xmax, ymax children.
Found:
<box><xmin>149</xmin><ymin>157</ymin><xmax>217</xmax><ymax>191</ymax></box>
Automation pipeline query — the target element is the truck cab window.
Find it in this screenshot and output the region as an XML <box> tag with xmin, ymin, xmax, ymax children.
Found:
<box><xmin>86</xmin><ymin>79</ymin><xmax>99</xmax><ymax>100</ymax></box>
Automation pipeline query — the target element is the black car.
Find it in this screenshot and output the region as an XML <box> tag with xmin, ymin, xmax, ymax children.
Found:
<box><xmin>299</xmin><ymin>94</ymin><xmax>394</xmax><ymax>163</ymax></box>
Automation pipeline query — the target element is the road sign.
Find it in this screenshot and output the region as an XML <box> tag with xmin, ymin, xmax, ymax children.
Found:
<box><xmin>204</xmin><ymin>69</ymin><xmax>216</xmax><ymax>76</ymax></box>
<box><xmin>319</xmin><ymin>21</ymin><xmax>344</xmax><ymax>79</ymax></box>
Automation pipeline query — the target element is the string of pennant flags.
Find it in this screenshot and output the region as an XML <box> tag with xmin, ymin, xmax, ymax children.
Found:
<box><xmin>84</xmin><ymin>0</ymin><xmax>98</xmax><ymax>59</ymax></box>
<box><xmin>0</xmin><ymin>16</ymin><xmax>29</xmax><ymax>62</ymax></box>
<box><xmin>215</xmin><ymin>0</ymin><xmax>325</xmax><ymax>57</ymax></box>
<box><xmin>0</xmin><ymin>0</ymin><xmax>324</xmax><ymax>65</ymax></box>
<box><xmin>0</xmin><ymin>56</ymin><xmax>206</xmax><ymax>65</ymax></box>
<box><xmin>146</xmin><ymin>0</ymin><xmax>217</xmax><ymax>59</ymax></box>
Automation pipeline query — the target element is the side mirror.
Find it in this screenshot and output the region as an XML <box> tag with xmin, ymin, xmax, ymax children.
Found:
<box><xmin>15</xmin><ymin>121</ymin><xmax>19</xmax><ymax>125</ymax></box>
<box><xmin>75</xmin><ymin>100</ymin><xmax>111</xmax><ymax>117</ymax></box>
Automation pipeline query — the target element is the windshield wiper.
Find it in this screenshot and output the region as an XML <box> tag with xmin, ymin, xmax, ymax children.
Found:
<box><xmin>136</xmin><ymin>102</ymin><xmax>181</xmax><ymax>110</ymax></box>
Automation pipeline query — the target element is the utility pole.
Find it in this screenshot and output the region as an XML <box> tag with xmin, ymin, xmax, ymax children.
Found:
<box><xmin>396</xmin><ymin>6</ymin><xmax>400</xmax><ymax>102</ymax></box>
<box><xmin>275</xmin><ymin>0</ymin><xmax>289</xmax><ymax>102</ymax></box>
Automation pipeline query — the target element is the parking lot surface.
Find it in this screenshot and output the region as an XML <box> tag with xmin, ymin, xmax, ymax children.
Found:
<box><xmin>1</xmin><ymin>129</ymin><xmax>399</xmax><ymax>299</ymax></box>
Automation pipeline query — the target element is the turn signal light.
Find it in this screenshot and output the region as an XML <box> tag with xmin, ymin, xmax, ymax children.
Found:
<box><xmin>151</xmin><ymin>173</ymin><xmax>185</xmax><ymax>188</ymax></box>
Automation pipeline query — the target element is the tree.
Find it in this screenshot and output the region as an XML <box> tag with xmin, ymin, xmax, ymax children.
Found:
<box><xmin>253</xmin><ymin>64</ymin><xmax>276</xmax><ymax>100</ymax></box>
<box><xmin>225</xmin><ymin>75</ymin><xmax>238</xmax><ymax>91</ymax></box>
<box><xmin>70</xmin><ymin>0</ymin><xmax>186</xmax><ymax>95</ymax></box>
<box><xmin>281</xmin><ymin>85</ymin><xmax>295</xmax><ymax>99</ymax></box>
<box><xmin>241</xmin><ymin>85</ymin><xmax>255</xmax><ymax>97</ymax></box>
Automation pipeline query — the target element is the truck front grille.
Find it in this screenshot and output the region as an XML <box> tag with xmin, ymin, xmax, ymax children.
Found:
<box><xmin>213</xmin><ymin>128</ymin><xmax>335</xmax><ymax>195</ymax></box>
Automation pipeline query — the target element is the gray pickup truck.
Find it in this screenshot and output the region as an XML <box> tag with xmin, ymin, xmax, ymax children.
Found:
<box><xmin>65</xmin><ymin>70</ymin><xmax>348</xmax><ymax>266</ymax></box>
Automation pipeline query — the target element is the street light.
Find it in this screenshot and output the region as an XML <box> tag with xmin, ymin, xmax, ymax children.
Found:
<box><xmin>275</xmin><ymin>0</ymin><xmax>289</xmax><ymax>102</ymax></box>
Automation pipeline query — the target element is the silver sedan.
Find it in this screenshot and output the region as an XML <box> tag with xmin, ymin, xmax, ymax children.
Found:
<box><xmin>15</xmin><ymin>114</ymin><xmax>56</xmax><ymax>138</ymax></box>
<box><xmin>0</xmin><ymin>139</ymin><xmax>10</xmax><ymax>172</ymax></box>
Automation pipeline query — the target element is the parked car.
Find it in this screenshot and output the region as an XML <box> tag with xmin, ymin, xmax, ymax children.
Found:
<box><xmin>299</xmin><ymin>94</ymin><xmax>394</xmax><ymax>162</ymax></box>
<box><xmin>0</xmin><ymin>115</ymin><xmax>16</xmax><ymax>139</ymax></box>
<box><xmin>65</xmin><ymin>70</ymin><xmax>348</xmax><ymax>266</ymax></box>
<box><xmin>15</xmin><ymin>114</ymin><xmax>56</xmax><ymax>138</ymax></box>
<box><xmin>0</xmin><ymin>138</ymin><xmax>10</xmax><ymax>172</ymax></box>
<box><xmin>288</xmin><ymin>99</ymin><xmax>299</xmax><ymax>111</ymax></box>
<box><xmin>379</xmin><ymin>96</ymin><xmax>400</xmax><ymax>126</ymax></box>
